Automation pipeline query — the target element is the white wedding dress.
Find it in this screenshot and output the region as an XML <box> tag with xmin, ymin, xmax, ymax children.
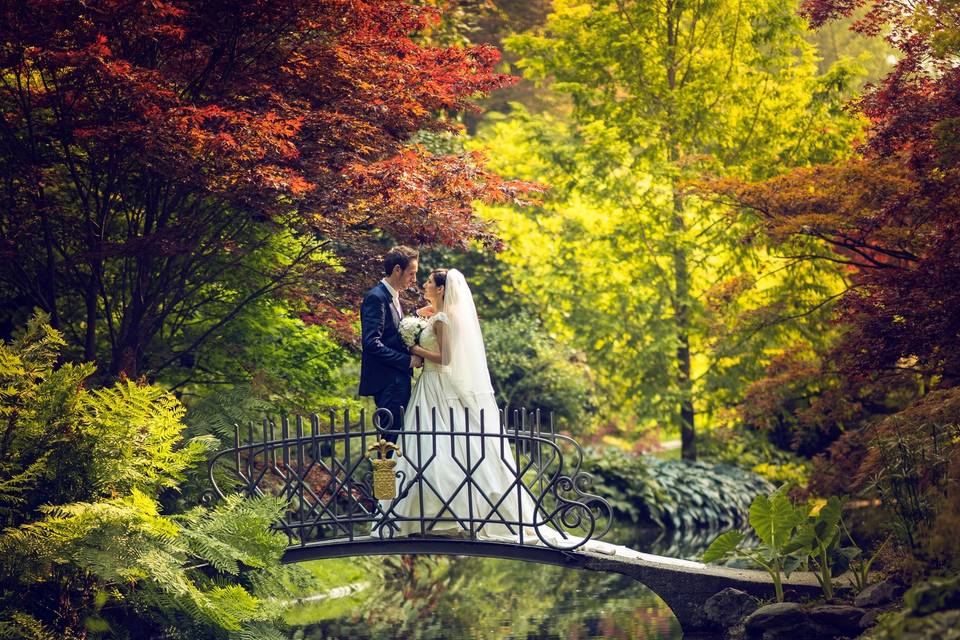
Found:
<box><xmin>376</xmin><ymin>270</ymin><xmax>651</xmax><ymax>559</ymax></box>
<box><xmin>381</xmin><ymin>309</ymin><xmax>557</xmax><ymax>542</ymax></box>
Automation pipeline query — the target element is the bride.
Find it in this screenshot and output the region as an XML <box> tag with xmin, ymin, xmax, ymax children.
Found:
<box><xmin>378</xmin><ymin>268</ymin><xmax>535</xmax><ymax>541</ymax></box>
<box><xmin>375</xmin><ymin>268</ymin><xmax>642</xmax><ymax>557</ymax></box>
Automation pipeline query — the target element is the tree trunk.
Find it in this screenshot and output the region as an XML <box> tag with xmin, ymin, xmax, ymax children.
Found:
<box><xmin>109</xmin><ymin>177</ymin><xmax>157</xmax><ymax>379</ymax></box>
<box><xmin>664</xmin><ymin>3</ymin><xmax>696</xmax><ymax>460</ymax></box>
<box><xmin>39</xmin><ymin>203</ymin><xmax>60</xmax><ymax>329</ymax></box>
<box><xmin>111</xmin><ymin>273</ymin><xmax>147</xmax><ymax>379</ymax></box>
<box><xmin>671</xmin><ymin>183</ymin><xmax>696</xmax><ymax>460</ymax></box>
<box><xmin>83</xmin><ymin>269</ymin><xmax>97</xmax><ymax>363</ymax></box>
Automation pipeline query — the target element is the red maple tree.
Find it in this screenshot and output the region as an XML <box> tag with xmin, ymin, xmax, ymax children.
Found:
<box><xmin>706</xmin><ymin>0</ymin><xmax>960</xmax><ymax>386</ymax></box>
<box><xmin>693</xmin><ymin>2</ymin><xmax>960</xmax><ymax>510</ymax></box>
<box><xmin>0</xmin><ymin>0</ymin><xmax>535</xmax><ymax>376</ymax></box>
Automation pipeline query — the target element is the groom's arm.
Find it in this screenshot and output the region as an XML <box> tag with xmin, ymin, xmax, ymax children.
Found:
<box><xmin>361</xmin><ymin>293</ymin><xmax>412</xmax><ymax>372</ymax></box>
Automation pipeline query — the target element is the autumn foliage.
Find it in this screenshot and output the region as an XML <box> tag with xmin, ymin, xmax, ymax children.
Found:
<box><xmin>0</xmin><ymin>0</ymin><xmax>534</xmax><ymax>376</ymax></box>
<box><xmin>706</xmin><ymin>0</ymin><xmax>960</xmax><ymax>384</ymax></box>
<box><xmin>702</xmin><ymin>1</ymin><xmax>960</xmax><ymax>521</ymax></box>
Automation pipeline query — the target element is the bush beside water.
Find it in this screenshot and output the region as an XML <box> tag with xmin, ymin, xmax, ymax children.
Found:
<box><xmin>582</xmin><ymin>446</ymin><xmax>773</xmax><ymax>530</ymax></box>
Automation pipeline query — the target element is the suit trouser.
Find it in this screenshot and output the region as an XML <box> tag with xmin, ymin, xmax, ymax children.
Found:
<box><xmin>373</xmin><ymin>379</ymin><xmax>411</xmax><ymax>444</ymax></box>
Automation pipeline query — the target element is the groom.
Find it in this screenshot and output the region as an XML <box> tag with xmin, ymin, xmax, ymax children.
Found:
<box><xmin>359</xmin><ymin>246</ymin><xmax>423</xmax><ymax>443</ymax></box>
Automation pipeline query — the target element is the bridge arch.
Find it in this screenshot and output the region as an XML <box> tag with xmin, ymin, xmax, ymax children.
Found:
<box><xmin>280</xmin><ymin>537</ymin><xmax>820</xmax><ymax>636</ymax></box>
<box><xmin>207</xmin><ymin>408</ymin><xmax>820</xmax><ymax>636</ymax></box>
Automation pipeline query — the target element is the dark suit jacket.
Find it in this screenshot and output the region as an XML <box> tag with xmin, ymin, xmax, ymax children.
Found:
<box><xmin>359</xmin><ymin>282</ymin><xmax>412</xmax><ymax>396</ymax></box>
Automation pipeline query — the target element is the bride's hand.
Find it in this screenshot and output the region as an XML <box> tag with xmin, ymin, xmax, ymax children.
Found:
<box><xmin>410</xmin><ymin>345</ymin><xmax>425</xmax><ymax>357</ymax></box>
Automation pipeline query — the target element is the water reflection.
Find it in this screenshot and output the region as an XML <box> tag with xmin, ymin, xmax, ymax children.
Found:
<box><xmin>620</xmin><ymin>525</ymin><xmax>731</xmax><ymax>561</ymax></box>
<box><xmin>287</xmin><ymin>555</ymin><xmax>682</xmax><ymax>640</ymax></box>
<box><xmin>283</xmin><ymin>526</ymin><xmax>739</xmax><ymax>639</ymax></box>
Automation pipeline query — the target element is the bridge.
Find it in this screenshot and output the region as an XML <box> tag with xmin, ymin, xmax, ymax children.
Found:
<box><xmin>207</xmin><ymin>407</ymin><xmax>820</xmax><ymax>636</ymax></box>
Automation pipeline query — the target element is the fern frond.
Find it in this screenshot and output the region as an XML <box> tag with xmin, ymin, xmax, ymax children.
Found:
<box><xmin>83</xmin><ymin>382</ymin><xmax>217</xmax><ymax>495</ymax></box>
<box><xmin>176</xmin><ymin>495</ymin><xmax>287</xmax><ymax>570</ymax></box>
<box><xmin>185</xmin><ymin>389</ymin><xmax>276</xmax><ymax>444</ymax></box>
<box><xmin>233</xmin><ymin>620</ymin><xmax>289</xmax><ymax>640</ymax></box>
<box><xmin>0</xmin><ymin>612</ymin><xmax>62</xmax><ymax>640</ymax></box>
<box><xmin>0</xmin><ymin>453</ymin><xmax>51</xmax><ymax>516</ymax></box>
<box><xmin>1</xmin><ymin>316</ymin><xmax>288</xmax><ymax>639</ymax></box>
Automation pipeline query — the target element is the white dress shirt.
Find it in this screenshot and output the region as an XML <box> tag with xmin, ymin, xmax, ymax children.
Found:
<box><xmin>380</xmin><ymin>278</ymin><xmax>403</xmax><ymax>321</ymax></box>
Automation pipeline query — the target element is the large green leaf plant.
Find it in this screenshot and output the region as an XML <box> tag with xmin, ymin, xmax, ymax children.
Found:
<box><xmin>704</xmin><ymin>488</ymin><xmax>867</xmax><ymax>602</ymax></box>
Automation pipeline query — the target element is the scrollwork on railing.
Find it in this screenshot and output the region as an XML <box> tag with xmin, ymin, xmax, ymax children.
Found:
<box><xmin>207</xmin><ymin>407</ymin><xmax>614</xmax><ymax>552</ymax></box>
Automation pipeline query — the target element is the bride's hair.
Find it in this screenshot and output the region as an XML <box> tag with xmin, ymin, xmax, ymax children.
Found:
<box><xmin>429</xmin><ymin>269</ymin><xmax>448</xmax><ymax>288</ymax></box>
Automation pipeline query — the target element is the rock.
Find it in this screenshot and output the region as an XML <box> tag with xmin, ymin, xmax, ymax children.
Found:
<box><xmin>808</xmin><ymin>604</ymin><xmax>867</xmax><ymax>635</ymax></box>
<box><xmin>859</xmin><ymin>608</ymin><xmax>884</xmax><ymax>629</ymax></box>
<box><xmin>744</xmin><ymin>602</ymin><xmax>806</xmax><ymax>637</ymax></box>
<box><xmin>855</xmin><ymin>579</ymin><xmax>903</xmax><ymax>608</ymax></box>
<box><xmin>759</xmin><ymin>620</ymin><xmax>834</xmax><ymax>640</ymax></box>
<box><xmin>704</xmin><ymin>588</ymin><xmax>761</xmax><ymax>628</ymax></box>
<box><xmin>746</xmin><ymin>602</ymin><xmax>870</xmax><ymax>640</ymax></box>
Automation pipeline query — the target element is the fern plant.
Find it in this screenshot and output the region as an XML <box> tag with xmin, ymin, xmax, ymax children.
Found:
<box><xmin>0</xmin><ymin>314</ymin><xmax>313</xmax><ymax>639</ymax></box>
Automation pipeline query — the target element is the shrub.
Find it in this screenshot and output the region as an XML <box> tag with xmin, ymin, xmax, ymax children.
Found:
<box><xmin>581</xmin><ymin>447</ymin><xmax>668</xmax><ymax>527</ymax></box>
<box><xmin>808</xmin><ymin>425</ymin><xmax>871</xmax><ymax>497</ymax></box>
<box><xmin>870</xmin><ymin>576</ymin><xmax>960</xmax><ymax>640</ymax></box>
<box><xmin>923</xmin><ymin>454</ymin><xmax>960</xmax><ymax>574</ymax></box>
<box><xmin>859</xmin><ymin>389</ymin><xmax>960</xmax><ymax>548</ymax></box>
<box><xmin>582</xmin><ymin>446</ymin><xmax>773</xmax><ymax>530</ymax></box>
<box><xmin>483</xmin><ymin>315</ymin><xmax>596</xmax><ymax>431</ymax></box>
<box><xmin>0</xmin><ymin>314</ymin><xmax>307</xmax><ymax>638</ymax></box>
<box><xmin>699</xmin><ymin>425</ymin><xmax>813</xmax><ymax>488</ymax></box>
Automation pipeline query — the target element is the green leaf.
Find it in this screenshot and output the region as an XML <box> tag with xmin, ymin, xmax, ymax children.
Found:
<box><xmin>750</xmin><ymin>492</ymin><xmax>803</xmax><ymax>551</ymax></box>
<box><xmin>837</xmin><ymin>546</ymin><xmax>862</xmax><ymax>561</ymax></box>
<box><xmin>830</xmin><ymin>545</ymin><xmax>861</xmax><ymax>575</ymax></box>
<box><xmin>783</xmin><ymin>552</ymin><xmax>808</xmax><ymax>577</ymax></box>
<box><xmin>703</xmin><ymin>530</ymin><xmax>745</xmax><ymax>563</ymax></box>
<box><xmin>819</xmin><ymin>497</ymin><xmax>843</xmax><ymax>529</ymax></box>
<box><xmin>782</xmin><ymin>538</ymin><xmax>809</xmax><ymax>555</ymax></box>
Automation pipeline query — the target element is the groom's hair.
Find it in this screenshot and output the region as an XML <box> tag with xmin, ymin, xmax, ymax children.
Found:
<box><xmin>383</xmin><ymin>246</ymin><xmax>419</xmax><ymax>276</ymax></box>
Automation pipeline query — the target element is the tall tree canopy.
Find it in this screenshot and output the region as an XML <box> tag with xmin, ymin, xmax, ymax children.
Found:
<box><xmin>477</xmin><ymin>0</ymin><xmax>862</xmax><ymax>457</ymax></box>
<box><xmin>695</xmin><ymin>0</ymin><xmax>960</xmax><ymax>504</ymax></box>
<box><xmin>0</xmin><ymin>0</ymin><xmax>533</xmax><ymax>379</ymax></box>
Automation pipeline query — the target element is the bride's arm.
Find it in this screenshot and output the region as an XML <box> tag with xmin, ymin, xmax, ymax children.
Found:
<box><xmin>411</xmin><ymin>323</ymin><xmax>444</xmax><ymax>364</ymax></box>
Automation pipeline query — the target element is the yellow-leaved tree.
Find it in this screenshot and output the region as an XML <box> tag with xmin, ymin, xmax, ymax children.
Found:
<box><xmin>474</xmin><ymin>0</ymin><xmax>864</xmax><ymax>457</ymax></box>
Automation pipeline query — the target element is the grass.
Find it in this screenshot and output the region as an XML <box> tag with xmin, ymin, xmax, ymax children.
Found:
<box><xmin>282</xmin><ymin>558</ymin><xmax>377</xmax><ymax>625</ymax></box>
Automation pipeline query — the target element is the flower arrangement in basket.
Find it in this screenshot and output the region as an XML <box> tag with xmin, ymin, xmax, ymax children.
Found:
<box><xmin>398</xmin><ymin>315</ymin><xmax>428</xmax><ymax>348</ymax></box>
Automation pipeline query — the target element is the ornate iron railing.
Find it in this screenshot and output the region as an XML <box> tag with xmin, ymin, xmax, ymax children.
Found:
<box><xmin>207</xmin><ymin>407</ymin><xmax>614</xmax><ymax>551</ymax></box>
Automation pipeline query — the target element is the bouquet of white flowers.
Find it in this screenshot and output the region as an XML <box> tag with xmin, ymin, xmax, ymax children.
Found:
<box><xmin>398</xmin><ymin>315</ymin><xmax>428</xmax><ymax>348</ymax></box>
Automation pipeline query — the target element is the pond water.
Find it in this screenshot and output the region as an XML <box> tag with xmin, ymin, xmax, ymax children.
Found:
<box><xmin>285</xmin><ymin>527</ymin><xmax>724</xmax><ymax>639</ymax></box>
<box><xmin>288</xmin><ymin>555</ymin><xmax>682</xmax><ymax>640</ymax></box>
